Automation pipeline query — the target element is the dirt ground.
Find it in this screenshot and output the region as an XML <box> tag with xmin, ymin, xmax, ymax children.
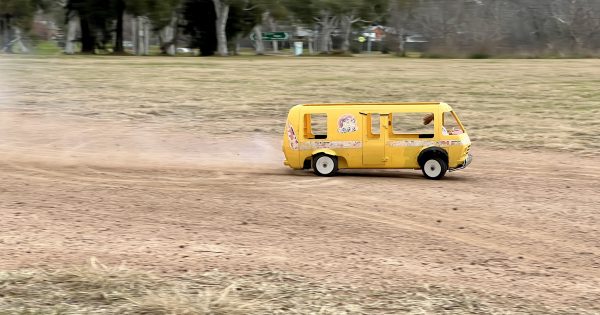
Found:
<box><xmin>1</xmin><ymin>56</ymin><xmax>599</xmax><ymax>313</ymax></box>
<box><xmin>2</xmin><ymin>112</ymin><xmax>599</xmax><ymax>312</ymax></box>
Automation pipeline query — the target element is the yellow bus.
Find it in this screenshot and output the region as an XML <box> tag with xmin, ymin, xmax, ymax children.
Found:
<box><xmin>282</xmin><ymin>102</ymin><xmax>472</xmax><ymax>179</ymax></box>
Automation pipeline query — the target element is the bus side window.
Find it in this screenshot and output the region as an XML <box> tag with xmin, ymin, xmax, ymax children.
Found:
<box><xmin>367</xmin><ymin>113</ymin><xmax>380</xmax><ymax>137</ymax></box>
<box><xmin>392</xmin><ymin>112</ymin><xmax>434</xmax><ymax>138</ymax></box>
<box><xmin>304</xmin><ymin>113</ymin><xmax>328</xmax><ymax>139</ymax></box>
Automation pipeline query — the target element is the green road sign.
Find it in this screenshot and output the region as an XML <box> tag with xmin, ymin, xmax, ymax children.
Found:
<box><xmin>250</xmin><ymin>32</ymin><xmax>290</xmax><ymax>41</ymax></box>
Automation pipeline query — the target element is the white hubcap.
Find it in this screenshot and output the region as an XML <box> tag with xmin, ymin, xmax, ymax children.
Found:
<box><xmin>316</xmin><ymin>156</ymin><xmax>335</xmax><ymax>174</ymax></box>
<box><xmin>424</xmin><ymin>159</ymin><xmax>442</xmax><ymax>178</ymax></box>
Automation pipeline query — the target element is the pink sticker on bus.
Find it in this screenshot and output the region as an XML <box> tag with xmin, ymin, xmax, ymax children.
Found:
<box><xmin>338</xmin><ymin>114</ymin><xmax>357</xmax><ymax>133</ymax></box>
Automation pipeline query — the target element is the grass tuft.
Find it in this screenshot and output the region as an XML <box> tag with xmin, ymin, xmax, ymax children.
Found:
<box><xmin>1</xmin><ymin>259</ymin><xmax>596</xmax><ymax>314</ymax></box>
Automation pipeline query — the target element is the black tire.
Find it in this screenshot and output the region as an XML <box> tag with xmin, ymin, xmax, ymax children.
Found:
<box><xmin>312</xmin><ymin>154</ymin><xmax>339</xmax><ymax>177</ymax></box>
<box><xmin>421</xmin><ymin>156</ymin><xmax>448</xmax><ymax>180</ymax></box>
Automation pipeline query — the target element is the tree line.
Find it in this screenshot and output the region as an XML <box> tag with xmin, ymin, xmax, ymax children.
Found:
<box><xmin>2</xmin><ymin>0</ymin><xmax>600</xmax><ymax>57</ymax></box>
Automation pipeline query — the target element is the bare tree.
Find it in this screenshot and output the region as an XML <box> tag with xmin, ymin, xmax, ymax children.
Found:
<box><xmin>315</xmin><ymin>10</ymin><xmax>338</xmax><ymax>53</ymax></box>
<box><xmin>412</xmin><ymin>0</ymin><xmax>470</xmax><ymax>53</ymax></box>
<box><xmin>388</xmin><ymin>0</ymin><xmax>417</xmax><ymax>56</ymax></box>
<box><xmin>549</xmin><ymin>0</ymin><xmax>600</xmax><ymax>53</ymax></box>
<box><xmin>463</xmin><ymin>0</ymin><xmax>508</xmax><ymax>55</ymax></box>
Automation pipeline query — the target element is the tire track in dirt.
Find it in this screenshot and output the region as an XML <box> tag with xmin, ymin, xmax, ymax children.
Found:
<box><xmin>1</xmin><ymin>160</ymin><xmax>344</xmax><ymax>190</ymax></box>
<box><xmin>5</xmin><ymin>158</ymin><xmax>598</xmax><ymax>251</ymax></box>
<box><xmin>296</xmin><ymin>200</ymin><xmax>600</xmax><ymax>292</ymax></box>
<box><xmin>277</xmin><ymin>178</ymin><xmax>600</xmax><ymax>279</ymax></box>
<box><xmin>357</xmin><ymin>197</ymin><xmax>599</xmax><ymax>256</ymax></box>
<box><xmin>236</xmin><ymin>169</ymin><xmax>600</xmax><ymax>249</ymax></box>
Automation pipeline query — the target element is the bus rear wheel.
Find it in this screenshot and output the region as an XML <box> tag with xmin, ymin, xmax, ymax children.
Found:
<box><xmin>312</xmin><ymin>154</ymin><xmax>338</xmax><ymax>177</ymax></box>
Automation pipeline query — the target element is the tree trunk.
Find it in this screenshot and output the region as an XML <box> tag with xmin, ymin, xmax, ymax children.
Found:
<box><xmin>232</xmin><ymin>33</ymin><xmax>242</xmax><ymax>55</ymax></box>
<box><xmin>396</xmin><ymin>28</ymin><xmax>405</xmax><ymax>56</ymax></box>
<box><xmin>133</xmin><ymin>16</ymin><xmax>139</xmax><ymax>54</ymax></box>
<box><xmin>12</xmin><ymin>27</ymin><xmax>28</xmax><ymax>53</ymax></box>
<box><xmin>159</xmin><ymin>13</ymin><xmax>178</xmax><ymax>55</ymax></box>
<box><xmin>65</xmin><ymin>11</ymin><xmax>79</xmax><ymax>54</ymax></box>
<box><xmin>114</xmin><ymin>0</ymin><xmax>125</xmax><ymax>53</ymax></box>
<box><xmin>144</xmin><ymin>20</ymin><xmax>150</xmax><ymax>55</ymax></box>
<box><xmin>212</xmin><ymin>0</ymin><xmax>229</xmax><ymax>56</ymax></box>
<box><xmin>253</xmin><ymin>25</ymin><xmax>264</xmax><ymax>55</ymax></box>
<box><xmin>267</xmin><ymin>13</ymin><xmax>278</xmax><ymax>53</ymax></box>
<box><xmin>341</xmin><ymin>17</ymin><xmax>353</xmax><ymax>53</ymax></box>
<box><xmin>0</xmin><ymin>16</ymin><xmax>6</xmax><ymax>49</ymax></box>
<box><xmin>171</xmin><ymin>14</ymin><xmax>180</xmax><ymax>55</ymax></box>
<box><xmin>80</xmin><ymin>15</ymin><xmax>95</xmax><ymax>54</ymax></box>
<box><xmin>319</xmin><ymin>27</ymin><xmax>332</xmax><ymax>53</ymax></box>
<box><xmin>134</xmin><ymin>16</ymin><xmax>150</xmax><ymax>55</ymax></box>
<box><xmin>317</xmin><ymin>14</ymin><xmax>337</xmax><ymax>54</ymax></box>
<box><xmin>308</xmin><ymin>27</ymin><xmax>315</xmax><ymax>55</ymax></box>
<box><xmin>1</xmin><ymin>15</ymin><xmax>14</xmax><ymax>53</ymax></box>
<box><xmin>159</xmin><ymin>26</ymin><xmax>175</xmax><ymax>56</ymax></box>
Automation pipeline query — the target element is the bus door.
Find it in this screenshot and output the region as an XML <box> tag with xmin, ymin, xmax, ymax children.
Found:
<box><xmin>362</xmin><ymin>113</ymin><xmax>388</xmax><ymax>166</ymax></box>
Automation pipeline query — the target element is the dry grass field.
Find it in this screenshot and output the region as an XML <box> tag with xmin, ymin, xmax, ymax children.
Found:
<box><xmin>2</xmin><ymin>56</ymin><xmax>600</xmax><ymax>153</ymax></box>
<box><xmin>0</xmin><ymin>56</ymin><xmax>599</xmax><ymax>314</ymax></box>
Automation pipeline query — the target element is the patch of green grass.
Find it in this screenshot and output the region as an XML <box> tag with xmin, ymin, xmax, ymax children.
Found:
<box><xmin>32</xmin><ymin>41</ymin><xmax>63</xmax><ymax>55</ymax></box>
<box><xmin>469</xmin><ymin>53</ymin><xmax>491</xmax><ymax>59</ymax></box>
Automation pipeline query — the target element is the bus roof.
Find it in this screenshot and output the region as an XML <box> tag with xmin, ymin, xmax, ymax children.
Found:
<box><xmin>300</xmin><ymin>102</ymin><xmax>443</xmax><ymax>107</ymax></box>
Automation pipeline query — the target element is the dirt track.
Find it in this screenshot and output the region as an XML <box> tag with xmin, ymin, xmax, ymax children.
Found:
<box><xmin>1</xmin><ymin>113</ymin><xmax>599</xmax><ymax>312</ymax></box>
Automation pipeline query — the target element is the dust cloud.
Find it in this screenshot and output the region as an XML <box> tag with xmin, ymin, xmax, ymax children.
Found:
<box><xmin>0</xmin><ymin>58</ymin><xmax>284</xmax><ymax>170</ymax></box>
<box><xmin>0</xmin><ymin>114</ymin><xmax>283</xmax><ymax>169</ymax></box>
<box><xmin>0</xmin><ymin>59</ymin><xmax>283</xmax><ymax>168</ymax></box>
